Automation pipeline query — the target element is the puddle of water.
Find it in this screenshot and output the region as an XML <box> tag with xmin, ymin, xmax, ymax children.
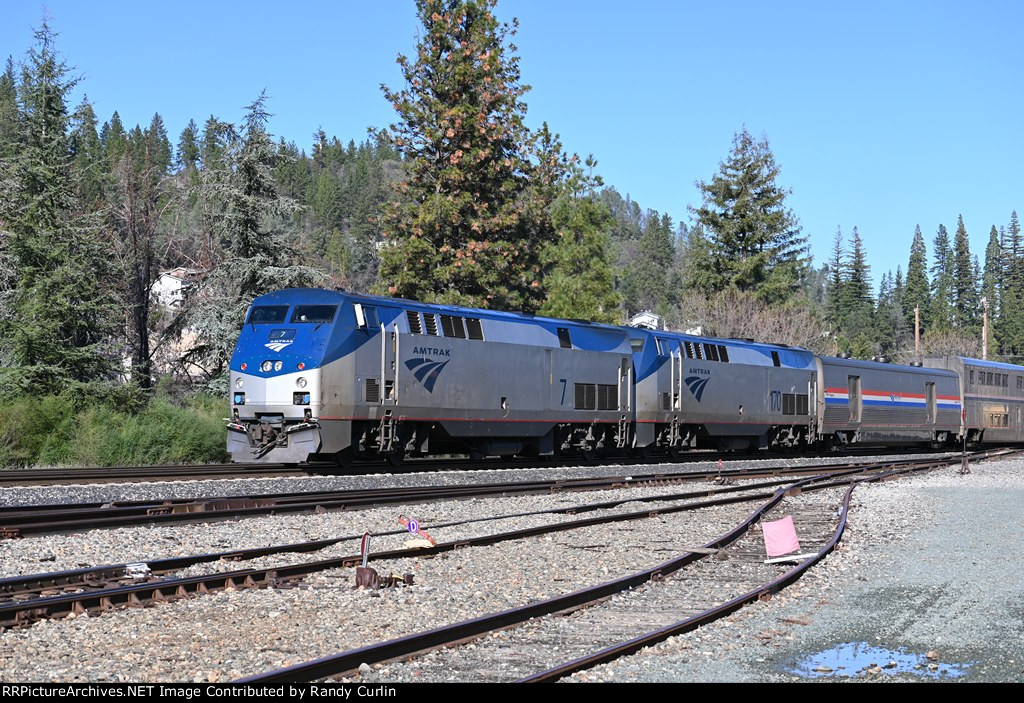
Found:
<box><xmin>786</xmin><ymin>641</ymin><xmax>972</xmax><ymax>679</ymax></box>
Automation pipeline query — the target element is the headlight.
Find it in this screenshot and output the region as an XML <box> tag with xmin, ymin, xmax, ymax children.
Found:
<box><xmin>261</xmin><ymin>360</ymin><xmax>273</xmax><ymax>373</ymax></box>
<box><xmin>274</xmin><ymin>361</ymin><xmax>283</xmax><ymax>372</ymax></box>
<box><xmin>235</xmin><ymin>378</ymin><xmax>244</xmax><ymax>389</ymax></box>
<box><xmin>296</xmin><ymin>377</ymin><xmax>307</xmax><ymax>388</ymax></box>
<box><xmin>233</xmin><ymin>392</ymin><xmax>245</xmax><ymax>405</ymax></box>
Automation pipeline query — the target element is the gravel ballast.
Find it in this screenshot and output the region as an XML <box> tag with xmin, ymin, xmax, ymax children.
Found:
<box><xmin>566</xmin><ymin>459</ymin><xmax>1024</xmax><ymax>683</ymax></box>
<box><xmin>1</xmin><ymin>454</ymin><xmax>1018</xmax><ymax>683</ymax></box>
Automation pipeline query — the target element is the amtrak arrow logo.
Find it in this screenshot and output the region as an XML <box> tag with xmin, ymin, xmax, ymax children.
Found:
<box><xmin>405</xmin><ymin>357</ymin><xmax>450</xmax><ymax>392</ymax></box>
<box><xmin>265</xmin><ymin>340</ymin><xmax>293</xmax><ymax>352</ymax></box>
<box><xmin>685</xmin><ymin>375</ymin><xmax>710</xmax><ymax>402</ymax></box>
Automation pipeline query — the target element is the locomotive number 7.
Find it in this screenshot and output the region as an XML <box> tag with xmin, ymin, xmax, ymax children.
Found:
<box><xmin>560</xmin><ymin>378</ymin><xmax>567</xmax><ymax>405</ymax></box>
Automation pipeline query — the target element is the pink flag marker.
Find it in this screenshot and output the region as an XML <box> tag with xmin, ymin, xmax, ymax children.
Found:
<box><xmin>762</xmin><ymin>515</ymin><xmax>801</xmax><ymax>557</ymax></box>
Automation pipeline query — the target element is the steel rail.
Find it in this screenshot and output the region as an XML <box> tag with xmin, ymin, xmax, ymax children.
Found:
<box><xmin>237</xmin><ymin>448</ymin><xmax>1015</xmax><ymax>683</ymax></box>
<box><xmin>0</xmin><ymin>472</ymin><xmax>813</xmax><ymax>600</ymax></box>
<box><xmin>0</xmin><ymin>481</ymin><xmax>796</xmax><ymax>628</ymax></box>
<box><xmin>0</xmin><ymin>456</ymin><xmax>940</xmax><ymax>538</ymax></box>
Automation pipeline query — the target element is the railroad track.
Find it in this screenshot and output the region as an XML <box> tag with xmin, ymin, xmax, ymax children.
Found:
<box><xmin>236</xmin><ymin>448</ymin><xmax>1013</xmax><ymax>682</ymax></box>
<box><xmin>0</xmin><ymin>474</ymin><xmax>831</xmax><ymax>628</ymax></box>
<box><xmin>0</xmin><ymin>446</ymin><xmax>956</xmax><ymax>487</ymax></box>
<box><xmin>0</xmin><ymin>455</ymin><xmax>956</xmax><ymax>538</ymax></box>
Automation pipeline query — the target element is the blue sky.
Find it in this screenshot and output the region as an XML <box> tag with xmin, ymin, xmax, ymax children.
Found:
<box><xmin>3</xmin><ymin>0</ymin><xmax>1022</xmax><ymax>290</ymax></box>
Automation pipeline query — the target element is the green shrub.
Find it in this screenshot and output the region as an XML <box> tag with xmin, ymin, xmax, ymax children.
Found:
<box><xmin>0</xmin><ymin>392</ymin><xmax>230</xmax><ymax>468</ymax></box>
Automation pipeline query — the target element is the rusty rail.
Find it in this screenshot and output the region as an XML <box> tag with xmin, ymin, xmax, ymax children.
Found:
<box><xmin>237</xmin><ymin>448</ymin><xmax>1017</xmax><ymax>682</ymax></box>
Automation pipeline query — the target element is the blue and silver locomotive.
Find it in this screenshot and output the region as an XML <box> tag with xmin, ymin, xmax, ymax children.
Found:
<box><xmin>227</xmin><ymin>288</ymin><xmax>1014</xmax><ymax>467</ymax></box>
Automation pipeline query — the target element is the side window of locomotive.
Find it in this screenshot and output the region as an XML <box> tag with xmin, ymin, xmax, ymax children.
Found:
<box><xmin>557</xmin><ymin>328</ymin><xmax>572</xmax><ymax>349</ymax></box>
<box><xmin>364</xmin><ymin>306</ymin><xmax>379</xmax><ymax>329</ymax></box>
<box><xmin>247</xmin><ymin>305</ymin><xmax>289</xmax><ymax>324</ymax></box>
<box><xmin>465</xmin><ymin>318</ymin><xmax>484</xmax><ymax>340</ymax></box>
<box><xmin>441</xmin><ymin>315</ymin><xmax>466</xmax><ymax>338</ymax></box>
<box><xmin>771</xmin><ymin>351</ymin><xmax>781</xmax><ymax>367</ymax></box>
<box><xmin>290</xmin><ymin>305</ymin><xmax>337</xmax><ymax>324</ymax></box>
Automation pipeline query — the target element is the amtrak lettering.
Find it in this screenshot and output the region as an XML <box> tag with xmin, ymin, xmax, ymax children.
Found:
<box><xmin>412</xmin><ymin>346</ymin><xmax>451</xmax><ymax>357</ymax></box>
<box><xmin>688</xmin><ymin>368</ymin><xmax>710</xmax><ymax>376</ymax></box>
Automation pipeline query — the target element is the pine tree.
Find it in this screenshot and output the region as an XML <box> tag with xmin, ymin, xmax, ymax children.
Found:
<box><xmin>374</xmin><ymin>0</ymin><xmax>542</xmax><ymax>311</ymax></box>
<box><xmin>538</xmin><ymin>193</ymin><xmax>620</xmax><ymax>324</ymax></box>
<box><xmin>189</xmin><ymin>92</ymin><xmax>324</xmax><ymax>377</ymax></box>
<box><xmin>982</xmin><ymin>225</ymin><xmax>1001</xmax><ymax>329</ymax></box>
<box><xmin>930</xmin><ymin>224</ymin><xmax>954</xmax><ymax>331</ymax></box>
<box><xmin>0</xmin><ymin>21</ymin><xmax>117</xmax><ymax>393</ymax></box>
<box><xmin>691</xmin><ymin>128</ymin><xmax>808</xmax><ymax>302</ymax></box>
<box><xmin>69</xmin><ymin>96</ymin><xmax>105</xmax><ymax>210</ymax></box>
<box><xmin>623</xmin><ymin>211</ymin><xmax>675</xmax><ymax>315</ymax></box>
<box><xmin>841</xmin><ymin>226</ymin><xmax>875</xmax><ymax>356</ymax></box>
<box><xmin>144</xmin><ymin>113</ymin><xmax>172</xmax><ymax>176</ymax></box>
<box><xmin>100</xmin><ymin>110</ymin><xmax>127</xmax><ymax>164</ymax></box>
<box><xmin>176</xmin><ymin>119</ymin><xmax>199</xmax><ymax>172</ymax></box>
<box><xmin>952</xmin><ymin>214</ymin><xmax>978</xmax><ymax>332</ymax></box>
<box><xmin>825</xmin><ymin>227</ymin><xmax>845</xmax><ymax>328</ymax></box>
<box><xmin>903</xmin><ymin>225</ymin><xmax>930</xmax><ymax>333</ymax></box>
<box><xmin>998</xmin><ymin>212</ymin><xmax>1024</xmax><ymax>356</ymax></box>
<box><xmin>0</xmin><ymin>57</ymin><xmax>19</xmax><ymax>159</ymax></box>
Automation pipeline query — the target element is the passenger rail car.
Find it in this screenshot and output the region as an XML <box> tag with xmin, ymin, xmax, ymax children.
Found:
<box><xmin>922</xmin><ymin>356</ymin><xmax>1024</xmax><ymax>443</ymax></box>
<box><xmin>817</xmin><ymin>356</ymin><xmax>960</xmax><ymax>447</ymax></box>
<box><xmin>226</xmin><ymin>288</ymin><xmax>1024</xmax><ymax>467</ymax></box>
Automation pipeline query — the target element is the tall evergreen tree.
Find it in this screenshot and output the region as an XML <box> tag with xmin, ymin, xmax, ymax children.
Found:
<box><xmin>930</xmin><ymin>224</ymin><xmax>954</xmax><ymax>331</ymax></box>
<box><xmin>100</xmin><ymin>110</ymin><xmax>126</xmax><ymax>164</ymax></box>
<box><xmin>903</xmin><ymin>225</ymin><xmax>930</xmax><ymax>332</ymax></box>
<box><xmin>952</xmin><ymin>214</ymin><xmax>979</xmax><ymax>332</ymax></box>
<box><xmin>176</xmin><ymin>118</ymin><xmax>199</xmax><ymax>172</ymax></box>
<box><xmin>144</xmin><ymin>113</ymin><xmax>172</xmax><ymax>176</ymax></box>
<box><xmin>0</xmin><ymin>57</ymin><xmax>19</xmax><ymax>159</ymax></box>
<box><xmin>0</xmin><ymin>21</ymin><xmax>117</xmax><ymax>392</ymax></box>
<box><xmin>374</xmin><ymin>0</ymin><xmax>544</xmax><ymax>312</ymax></box>
<box><xmin>691</xmin><ymin>128</ymin><xmax>808</xmax><ymax>302</ymax></box>
<box><xmin>998</xmin><ymin>212</ymin><xmax>1024</xmax><ymax>356</ymax></box>
<box><xmin>825</xmin><ymin>227</ymin><xmax>845</xmax><ymax>328</ymax></box>
<box><xmin>538</xmin><ymin>192</ymin><xmax>620</xmax><ymax>324</ymax></box>
<box><xmin>841</xmin><ymin>226</ymin><xmax>875</xmax><ymax>356</ymax></box>
<box><xmin>982</xmin><ymin>224</ymin><xmax>1002</xmax><ymax>329</ymax></box>
<box><xmin>189</xmin><ymin>92</ymin><xmax>324</xmax><ymax>377</ymax></box>
<box><xmin>622</xmin><ymin>211</ymin><xmax>675</xmax><ymax>314</ymax></box>
<box><xmin>69</xmin><ymin>96</ymin><xmax>105</xmax><ymax>209</ymax></box>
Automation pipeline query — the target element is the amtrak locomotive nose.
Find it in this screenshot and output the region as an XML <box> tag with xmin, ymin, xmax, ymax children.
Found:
<box><xmin>227</xmin><ymin>289</ymin><xmax>346</xmax><ymax>462</ymax></box>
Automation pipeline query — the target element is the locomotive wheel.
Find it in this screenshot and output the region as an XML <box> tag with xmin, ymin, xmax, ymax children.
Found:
<box><xmin>667</xmin><ymin>445</ymin><xmax>682</xmax><ymax>459</ymax></box>
<box><xmin>385</xmin><ymin>448</ymin><xmax>406</xmax><ymax>466</ymax></box>
<box><xmin>334</xmin><ymin>448</ymin><xmax>354</xmax><ymax>470</ymax></box>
